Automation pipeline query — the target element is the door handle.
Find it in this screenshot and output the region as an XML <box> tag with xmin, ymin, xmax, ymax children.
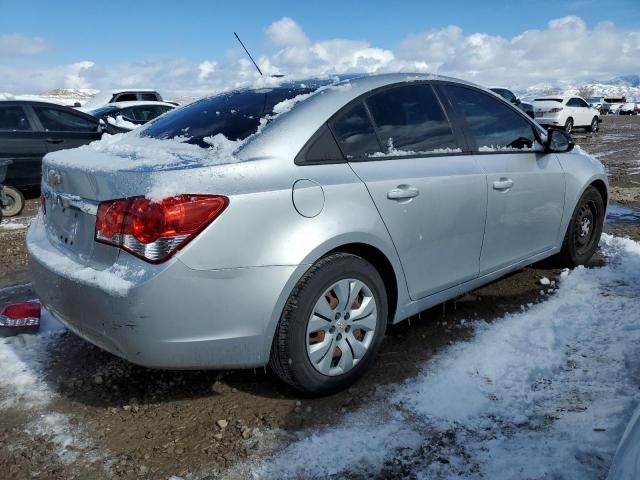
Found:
<box><xmin>493</xmin><ymin>178</ymin><xmax>514</xmax><ymax>191</ymax></box>
<box><xmin>387</xmin><ymin>185</ymin><xmax>420</xmax><ymax>200</ymax></box>
<box><xmin>46</xmin><ymin>138</ymin><xmax>64</xmax><ymax>144</ymax></box>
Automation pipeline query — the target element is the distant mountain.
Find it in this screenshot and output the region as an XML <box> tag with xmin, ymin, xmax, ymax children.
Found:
<box><xmin>516</xmin><ymin>79</ymin><xmax>640</xmax><ymax>102</ymax></box>
<box><xmin>607</xmin><ymin>75</ymin><xmax>640</xmax><ymax>87</ymax></box>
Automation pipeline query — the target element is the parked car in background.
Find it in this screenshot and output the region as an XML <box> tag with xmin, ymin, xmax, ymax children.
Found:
<box><xmin>28</xmin><ymin>73</ymin><xmax>608</xmax><ymax>394</ymax></box>
<box><xmin>619</xmin><ymin>102</ymin><xmax>638</xmax><ymax>115</ymax></box>
<box><xmin>532</xmin><ymin>95</ymin><xmax>600</xmax><ymax>133</ymax></box>
<box><xmin>490</xmin><ymin>87</ymin><xmax>534</xmax><ymax>118</ymax></box>
<box><xmin>80</xmin><ymin>89</ymin><xmax>164</xmax><ymax>110</ymax></box>
<box><xmin>586</xmin><ymin>96</ymin><xmax>606</xmax><ymax>108</ymax></box>
<box><xmin>0</xmin><ymin>100</ymin><xmax>112</xmax><ymax>215</ymax></box>
<box><xmin>609</xmin><ymin>103</ymin><xmax>624</xmax><ymax>114</ymax></box>
<box><xmin>86</xmin><ymin>101</ymin><xmax>176</xmax><ymax>131</ymax></box>
<box><xmin>599</xmin><ymin>103</ymin><xmax>611</xmax><ymax>115</ymax></box>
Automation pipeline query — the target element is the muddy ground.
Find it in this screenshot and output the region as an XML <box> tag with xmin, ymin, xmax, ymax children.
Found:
<box><xmin>0</xmin><ymin>114</ymin><xmax>639</xmax><ymax>479</ymax></box>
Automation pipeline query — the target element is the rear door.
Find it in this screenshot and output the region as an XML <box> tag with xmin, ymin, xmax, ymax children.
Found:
<box><xmin>335</xmin><ymin>83</ymin><xmax>487</xmax><ymax>300</ymax></box>
<box><xmin>31</xmin><ymin>105</ymin><xmax>102</xmax><ymax>155</ymax></box>
<box><xmin>0</xmin><ymin>104</ymin><xmax>48</xmax><ymax>188</ymax></box>
<box><xmin>440</xmin><ymin>84</ymin><xmax>565</xmax><ymax>273</ymax></box>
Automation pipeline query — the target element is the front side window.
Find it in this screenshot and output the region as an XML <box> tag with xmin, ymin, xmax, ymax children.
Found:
<box><xmin>444</xmin><ymin>85</ymin><xmax>535</xmax><ymax>151</ymax></box>
<box><xmin>365</xmin><ymin>84</ymin><xmax>458</xmax><ymax>155</ymax></box>
<box><xmin>0</xmin><ymin>106</ymin><xmax>32</xmax><ymax>131</ymax></box>
<box><xmin>330</xmin><ymin>102</ymin><xmax>380</xmax><ymax>158</ymax></box>
<box><xmin>33</xmin><ymin>107</ymin><xmax>97</xmax><ymax>132</ymax></box>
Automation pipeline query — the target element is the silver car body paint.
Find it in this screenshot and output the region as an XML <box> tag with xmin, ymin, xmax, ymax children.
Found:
<box><xmin>27</xmin><ymin>73</ymin><xmax>608</xmax><ymax>369</ymax></box>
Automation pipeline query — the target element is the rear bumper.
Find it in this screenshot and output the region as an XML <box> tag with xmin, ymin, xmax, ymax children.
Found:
<box><xmin>27</xmin><ymin>216</ymin><xmax>296</xmax><ymax>369</ymax></box>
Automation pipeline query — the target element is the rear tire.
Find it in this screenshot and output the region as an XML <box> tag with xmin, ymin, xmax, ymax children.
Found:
<box><xmin>564</xmin><ymin>117</ymin><xmax>574</xmax><ymax>134</ymax></box>
<box><xmin>1</xmin><ymin>186</ymin><xmax>25</xmax><ymax>217</ymax></box>
<box><xmin>270</xmin><ymin>253</ymin><xmax>387</xmax><ymax>395</ymax></box>
<box><xmin>553</xmin><ymin>186</ymin><xmax>604</xmax><ymax>268</ymax></box>
<box><xmin>589</xmin><ymin>116</ymin><xmax>599</xmax><ymax>132</ymax></box>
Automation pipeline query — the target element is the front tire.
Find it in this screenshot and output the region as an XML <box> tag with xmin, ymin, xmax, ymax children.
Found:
<box><xmin>270</xmin><ymin>253</ymin><xmax>387</xmax><ymax>395</ymax></box>
<box><xmin>554</xmin><ymin>186</ymin><xmax>604</xmax><ymax>268</ymax></box>
<box><xmin>564</xmin><ymin>117</ymin><xmax>574</xmax><ymax>134</ymax></box>
<box><xmin>1</xmin><ymin>186</ymin><xmax>25</xmax><ymax>217</ymax></box>
<box><xmin>589</xmin><ymin>116</ymin><xmax>599</xmax><ymax>132</ymax></box>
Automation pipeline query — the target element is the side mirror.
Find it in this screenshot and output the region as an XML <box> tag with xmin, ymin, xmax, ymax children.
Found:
<box><xmin>545</xmin><ymin>128</ymin><xmax>574</xmax><ymax>153</ymax></box>
<box><xmin>513</xmin><ymin>98</ymin><xmax>522</xmax><ymax>105</ymax></box>
<box><xmin>98</xmin><ymin>119</ymin><xmax>107</xmax><ymax>133</ymax></box>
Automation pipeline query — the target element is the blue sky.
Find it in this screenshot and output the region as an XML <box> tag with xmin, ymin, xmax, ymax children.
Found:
<box><xmin>1</xmin><ymin>0</ymin><xmax>638</xmax><ymax>65</ymax></box>
<box><xmin>0</xmin><ymin>0</ymin><xmax>638</xmax><ymax>95</ymax></box>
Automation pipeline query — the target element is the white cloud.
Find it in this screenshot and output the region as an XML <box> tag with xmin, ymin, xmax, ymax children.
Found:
<box><xmin>265</xmin><ymin>16</ymin><xmax>309</xmax><ymax>47</ymax></box>
<box><xmin>0</xmin><ymin>33</ymin><xmax>49</xmax><ymax>56</ymax></box>
<box><xmin>1</xmin><ymin>16</ymin><xmax>639</xmax><ymax>98</ymax></box>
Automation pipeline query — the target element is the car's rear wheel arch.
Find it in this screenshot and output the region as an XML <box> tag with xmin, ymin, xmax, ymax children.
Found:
<box><xmin>326</xmin><ymin>243</ymin><xmax>398</xmax><ymax>324</ymax></box>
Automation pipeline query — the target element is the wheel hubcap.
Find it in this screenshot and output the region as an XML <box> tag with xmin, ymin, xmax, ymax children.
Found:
<box><xmin>574</xmin><ymin>202</ymin><xmax>596</xmax><ymax>252</ymax></box>
<box><xmin>306</xmin><ymin>278</ymin><xmax>377</xmax><ymax>377</ymax></box>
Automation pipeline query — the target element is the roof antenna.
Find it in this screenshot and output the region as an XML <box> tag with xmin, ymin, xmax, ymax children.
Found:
<box><xmin>234</xmin><ymin>32</ymin><xmax>263</xmax><ymax>76</ymax></box>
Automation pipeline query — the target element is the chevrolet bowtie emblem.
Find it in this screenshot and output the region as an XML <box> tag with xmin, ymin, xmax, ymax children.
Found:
<box><xmin>48</xmin><ymin>170</ymin><xmax>61</xmax><ymax>187</ymax></box>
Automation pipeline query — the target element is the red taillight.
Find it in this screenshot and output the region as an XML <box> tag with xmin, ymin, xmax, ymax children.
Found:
<box><xmin>549</xmin><ymin>107</ymin><xmax>564</xmax><ymax>113</ymax></box>
<box><xmin>95</xmin><ymin>195</ymin><xmax>228</xmax><ymax>263</ymax></box>
<box><xmin>0</xmin><ymin>303</ymin><xmax>41</xmax><ymax>329</ymax></box>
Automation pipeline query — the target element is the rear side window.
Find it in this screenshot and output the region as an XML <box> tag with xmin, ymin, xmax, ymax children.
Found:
<box><xmin>114</xmin><ymin>93</ymin><xmax>137</xmax><ymax>102</ymax></box>
<box><xmin>140</xmin><ymin>93</ymin><xmax>160</xmax><ymax>101</ymax></box>
<box><xmin>330</xmin><ymin>102</ymin><xmax>380</xmax><ymax>158</ymax></box>
<box><xmin>34</xmin><ymin>107</ymin><xmax>97</xmax><ymax>132</ymax></box>
<box><xmin>0</xmin><ymin>106</ymin><xmax>32</xmax><ymax>131</ymax></box>
<box><xmin>365</xmin><ymin>84</ymin><xmax>458</xmax><ymax>155</ymax></box>
<box><xmin>445</xmin><ymin>85</ymin><xmax>535</xmax><ymax>151</ymax></box>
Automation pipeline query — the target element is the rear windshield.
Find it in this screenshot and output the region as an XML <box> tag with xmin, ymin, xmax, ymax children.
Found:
<box><xmin>140</xmin><ymin>81</ymin><xmax>332</xmax><ymax>148</ymax></box>
<box><xmin>534</xmin><ymin>98</ymin><xmax>563</xmax><ymax>102</ymax></box>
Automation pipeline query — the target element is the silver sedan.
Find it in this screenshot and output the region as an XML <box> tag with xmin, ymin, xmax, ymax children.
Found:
<box><xmin>27</xmin><ymin>74</ymin><xmax>608</xmax><ymax>394</ymax></box>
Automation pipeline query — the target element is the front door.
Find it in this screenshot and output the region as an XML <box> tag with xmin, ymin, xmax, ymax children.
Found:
<box><xmin>0</xmin><ymin>104</ymin><xmax>48</xmax><ymax>188</ymax></box>
<box><xmin>440</xmin><ymin>83</ymin><xmax>566</xmax><ymax>273</ymax></box>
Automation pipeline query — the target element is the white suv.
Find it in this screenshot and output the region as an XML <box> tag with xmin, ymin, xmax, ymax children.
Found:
<box><xmin>532</xmin><ymin>95</ymin><xmax>600</xmax><ymax>133</ymax></box>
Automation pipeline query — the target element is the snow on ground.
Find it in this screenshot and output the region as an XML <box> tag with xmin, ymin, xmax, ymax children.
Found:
<box><xmin>230</xmin><ymin>234</ymin><xmax>640</xmax><ymax>479</ymax></box>
<box><xmin>0</xmin><ymin>309</ymin><xmax>64</xmax><ymax>408</ymax></box>
<box><xmin>0</xmin><ymin>216</ymin><xmax>32</xmax><ymax>231</ymax></box>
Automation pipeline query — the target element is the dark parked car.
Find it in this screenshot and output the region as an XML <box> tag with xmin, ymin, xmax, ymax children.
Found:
<box><xmin>0</xmin><ymin>100</ymin><xmax>111</xmax><ymax>215</ymax></box>
<box><xmin>86</xmin><ymin>101</ymin><xmax>175</xmax><ymax>132</ymax></box>
<box><xmin>490</xmin><ymin>88</ymin><xmax>534</xmax><ymax>118</ymax></box>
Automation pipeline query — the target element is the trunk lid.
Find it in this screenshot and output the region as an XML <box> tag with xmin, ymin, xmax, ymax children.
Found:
<box><xmin>41</xmin><ymin>135</ymin><xmax>248</xmax><ymax>268</ymax></box>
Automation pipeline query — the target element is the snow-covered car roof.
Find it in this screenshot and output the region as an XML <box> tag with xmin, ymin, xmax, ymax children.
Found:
<box><xmin>96</xmin><ymin>101</ymin><xmax>175</xmax><ymax>110</ymax></box>
<box><xmin>80</xmin><ymin>89</ymin><xmax>162</xmax><ymax>110</ymax></box>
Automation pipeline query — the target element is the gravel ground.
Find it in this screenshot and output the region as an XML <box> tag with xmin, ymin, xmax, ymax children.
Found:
<box><xmin>0</xmin><ymin>114</ymin><xmax>639</xmax><ymax>479</ymax></box>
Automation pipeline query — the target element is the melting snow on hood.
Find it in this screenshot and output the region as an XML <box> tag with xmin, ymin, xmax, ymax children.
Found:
<box><xmin>227</xmin><ymin>234</ymin><xmax>640</xmax><ymax>479</ymax></box>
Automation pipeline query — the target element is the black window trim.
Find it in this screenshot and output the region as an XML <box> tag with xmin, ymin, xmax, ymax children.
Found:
<box><xmin>433</xmin><ymin>81</ymin><xmax>546</xmax><ymax>156</ymax></box>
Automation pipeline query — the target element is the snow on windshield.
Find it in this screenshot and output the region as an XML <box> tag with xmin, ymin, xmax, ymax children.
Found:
<box><xmin>228</xmin><ymin>234</ymin><xmax>640</xmax><ymax>480</ymax></box>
